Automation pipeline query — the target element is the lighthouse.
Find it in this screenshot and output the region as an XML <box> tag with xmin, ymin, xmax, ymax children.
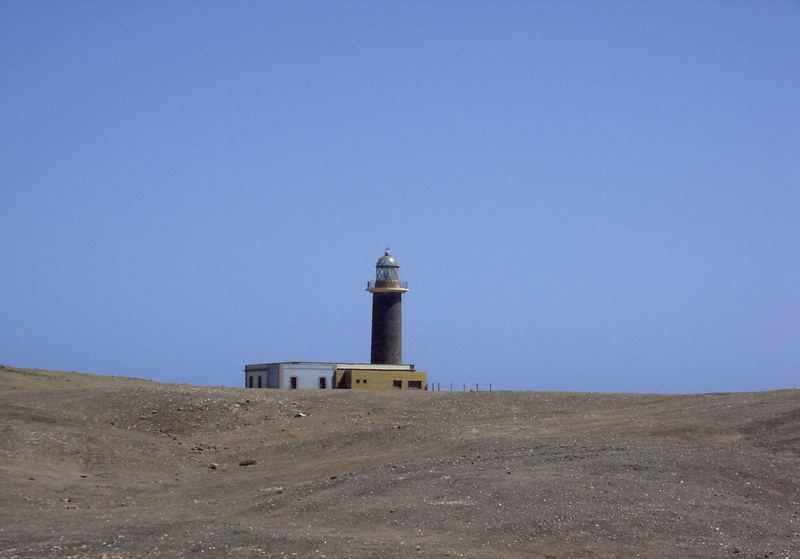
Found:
<box><xmin>367</xmin><ymin>249</ymin><xmax>408</xmax><ymax>364</ymax></box>
<box><xmin>243</xmin><ymin>248</ymin><xmax>427</xmax><ymax>390</ymax></box>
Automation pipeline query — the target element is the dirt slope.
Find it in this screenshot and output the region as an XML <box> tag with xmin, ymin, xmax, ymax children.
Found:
<box><xmin>0</xmin><ymin>364</ymin><xmax>798</xmax><ymax>558</ymax></box>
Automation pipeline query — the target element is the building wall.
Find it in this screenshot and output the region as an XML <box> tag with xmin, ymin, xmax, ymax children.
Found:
<box><xmin>336</xmin><ymin>369</ymin><xmax>426</xmax><ymax>390</ymax></box>
<box><xmin>267</xmin><ymin>367</ymin><xmax>280</xmax><ymax>388</ymax></box>
<box><xmin>244</xmin><ymin>363</ymin><xmax>281</xmax><ymax>389</ymax></box>
<box><xmin>245</xmin><ymin>370</ymin><xmax>263</xmax><ymax>388</ymax></box>
<box><xmin>279</xmin><ymin>363</ymin><xmax>335</xmax><ymax>389</ymax></box>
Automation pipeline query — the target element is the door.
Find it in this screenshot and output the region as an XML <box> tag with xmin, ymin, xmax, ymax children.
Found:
<box><xmin>290</xmin><ymin>376</ymin><xmax>298</xmax><ymax>389</ymax></box>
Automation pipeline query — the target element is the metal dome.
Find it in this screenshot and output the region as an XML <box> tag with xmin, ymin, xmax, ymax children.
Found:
<box><xmin>376</xmin><ymin>249</ymin><xmax>400</xmax><ymax>269</ymax></box>
<box><xmin>375</xmin><ymin>249</ymin><xmax>401</xmax><ymax>282</ymax></box>
<box><xmin>367</xmin><ymin>248</ymin><xmax>408</xmax><ymax>292</ymax></box>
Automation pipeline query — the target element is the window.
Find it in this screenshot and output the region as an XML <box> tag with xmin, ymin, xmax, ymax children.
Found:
<box><xmin>363</xmin><ymin>379</ymin><xmax>367</xmax><ymax>384</ymax></box>
<box><xmin>356</xmin><ymin>379</ymin><xmax>361</xmax><ymax>383</ymax></box>
<box><xmin>290</xmin><ymin>376</ymin><xmax>298</xmax><ymax>389</ymax></box>
<box><xmin>408</xmin><ymin>380</ymin><xmax>422</xmax><ymax>389</ymax></box>
<box><xmin>258</xmin><ymin>376</ymin><xmax>262</xmax><ymax>388</ymax></box>
<box><xmin>319</xmin><ymin>377</ymin><xmax>327</xmax><ymax>389</ymax></box>
<box><xmin>393</xmin><ymin>380</ymin><xmax>402</xmax><ymax>389</ymax></box>
<box><xmin>249</xmin><ymin>376</ymin><xmax>254</xmax><ymax>388</ymax></box>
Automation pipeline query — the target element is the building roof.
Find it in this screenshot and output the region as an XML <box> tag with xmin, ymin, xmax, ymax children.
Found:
<box><xmin>376</xmin><ymin>249</ymin><xmax>400</xmax><ymax>268</ymax></box>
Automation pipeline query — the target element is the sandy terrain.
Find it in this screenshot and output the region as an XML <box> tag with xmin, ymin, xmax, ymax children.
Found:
<box><xmin>0</xmin><ymin>364</ymin><xmax>798</xmax><ymax>558</ymax></box>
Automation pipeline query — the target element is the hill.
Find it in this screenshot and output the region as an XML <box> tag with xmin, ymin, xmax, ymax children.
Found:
<box><xmin>1</xmin><ymin>364</ymin><xmax>798</xmax><ymax>558</ymax></box>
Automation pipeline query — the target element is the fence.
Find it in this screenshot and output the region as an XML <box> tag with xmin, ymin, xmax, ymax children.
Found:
<box><xmin>425</xmin><ymin>382</ymin><xmax>493</xmax><ymax>392</ymax></box>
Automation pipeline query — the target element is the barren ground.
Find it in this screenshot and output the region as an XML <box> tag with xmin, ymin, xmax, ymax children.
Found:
<box><xmin>0</xmin><ymin>365</ymin><xmax>798</xmax><ymax>559</ymax></box>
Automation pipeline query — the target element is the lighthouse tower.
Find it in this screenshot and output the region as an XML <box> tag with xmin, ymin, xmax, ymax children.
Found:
<box><xmin>367</xmin><ymin>249</ymin><xmax>409</xmax><ymax>364</ymax></box>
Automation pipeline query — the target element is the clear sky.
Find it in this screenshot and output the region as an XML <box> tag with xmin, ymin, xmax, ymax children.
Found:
<box><xmin>1</xmin><ymin>2</ymin><xmax>798</xmax><ymax>393</ymax></box>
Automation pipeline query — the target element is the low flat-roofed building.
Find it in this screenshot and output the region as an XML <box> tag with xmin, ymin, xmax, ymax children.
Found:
<box><xmin>244</xmin><ymin>362</ymin><xmax>427</xmax><ymax>390</ymax></box>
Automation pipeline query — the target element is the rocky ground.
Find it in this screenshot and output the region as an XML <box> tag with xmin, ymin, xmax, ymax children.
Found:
<box><xmin>0</xmin><ymin>364</ymin><xmax>798</xmax><ymax>558</ymax></box>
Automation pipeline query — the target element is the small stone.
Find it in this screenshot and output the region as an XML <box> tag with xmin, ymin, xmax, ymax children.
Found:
<box><xmin>239</xmin><ymin>459</ymin><xmax>256</xmax><ymax>466</ymax></box>
<box><xmin>208</xmin><ymin>463</ymin><xmax>218</xmax><ymax>470</ymax></box>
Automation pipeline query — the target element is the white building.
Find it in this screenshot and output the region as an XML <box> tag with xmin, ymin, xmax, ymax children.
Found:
<box><xmin>244</xmin><ymin>361</ymin><xmax>420</xmax><ymax>390</ymax></box>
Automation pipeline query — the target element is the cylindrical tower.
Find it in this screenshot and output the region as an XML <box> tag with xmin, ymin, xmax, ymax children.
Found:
<box><xmin>367</xmin><ymin>249</ymin><xmax>409</xmax><ymax>364</ymax></box>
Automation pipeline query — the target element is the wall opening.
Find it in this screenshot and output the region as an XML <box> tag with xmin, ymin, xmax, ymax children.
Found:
<box><xmin>249</xmin><ymin>376</ymin><xmax>254</xmax><ymax>388</ymax></box>
<box><xmin>393</xmin><ymin>380</ymin><xmax>402</xmax><ymax>389</ymax></box>
<box><xmin>258</xmin><ymin>376</ymin><xmax>262</xmax><ymax>388</ymax></box>
<box><xmin>408</xmin><ymin>380</ymin><xmax>422</xmax><ymax>389</ymax></box>
<box><xmin>290</xmin><ymin>376</ymin><xmax>298</xmax><ymax>389</ymax></box>
<box><xmin>319</xmin><ymin>377</ymin><xmax>327</xmax><ymax>389</ymax></box>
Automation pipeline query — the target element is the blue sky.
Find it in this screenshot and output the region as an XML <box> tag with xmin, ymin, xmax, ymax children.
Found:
<box><xmin>1</xmin><ymin>2</ymin><xmax>798</xmax><ymax>392</ymax></box>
